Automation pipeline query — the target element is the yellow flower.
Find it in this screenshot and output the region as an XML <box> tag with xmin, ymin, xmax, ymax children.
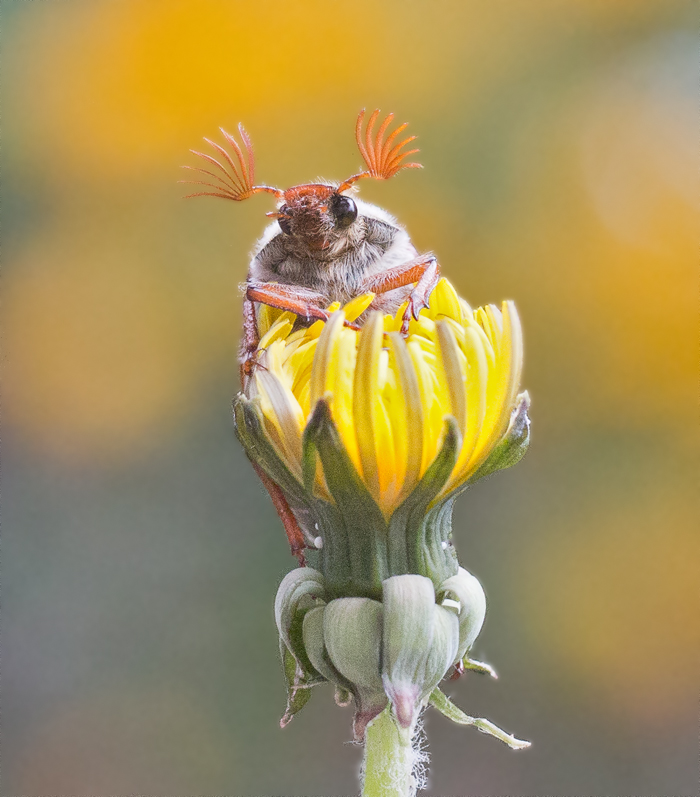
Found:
<box><xmin>239</xmin><ymin>278</ymin><xmax>530</xmax><ymax>743</ymax></box>
<box><xmin>247</xmin><ymin>278</ymin><xmax>524</xmax><ymax>518</ymax></box>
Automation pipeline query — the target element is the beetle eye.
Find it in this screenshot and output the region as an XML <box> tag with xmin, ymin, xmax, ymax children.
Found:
<box><xmin>330</xmin><ymin>194</ymin><xmax>358</xmax><ymax>229</ymax></box>
<box><xmin>278</xmin><ymin>206</ymin><xmax>292</xmax><ymax>235</ymax></box>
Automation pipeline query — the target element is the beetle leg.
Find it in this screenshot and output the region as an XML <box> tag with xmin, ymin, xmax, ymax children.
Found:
<box><xmin>240</xmin><ymin>284</ymin><xmax>333</xmax><ymax>387</ymax></box>
<box><xmin>250</xmin><ymin>461</ymin><xmax>307</xmax><ymax>566</ymax></box>
<box><xmin>246</xmin><ymin>281</ymin><xmax>332</xmax><ymax>323</ymax></box>
<box><xmin>242</xmin><ymin>282</ymin><xmax>360</xmax><ymax>380</ymax></box>
<box><xmin>239</xmin><ymin>298</ymin><xmax>262</xmax><ymax>386</ymax></box>
<box><xmin>361</xmin><ymin>255</ymin><xmax>440</xmax><ymax>334</ymax></box>
<box><xmin>240</xmin><ymin>289</ymin><xmax>310</xmax><ymax>564</ymax></box>
<box><xmin>404</xmin><ymin>256</ymin><xmax>440</xmax><ymax>329</ymax></box>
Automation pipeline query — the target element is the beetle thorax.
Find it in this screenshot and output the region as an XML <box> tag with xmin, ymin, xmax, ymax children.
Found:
<box><xmin>251</xmin><ymin>196</ymin><xmax>416</xmax><ymax>305</ymax></box>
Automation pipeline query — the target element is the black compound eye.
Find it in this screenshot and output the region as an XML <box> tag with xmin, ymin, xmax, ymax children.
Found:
<box><xmin>278</xmin><ymin>206</ymin><xmax>292</xmax><ymax>235</ymax></box>
<box><xmin>330</xmin><ymin>194</ymin><xmax>358</xmax><ymax>229</ymax></box>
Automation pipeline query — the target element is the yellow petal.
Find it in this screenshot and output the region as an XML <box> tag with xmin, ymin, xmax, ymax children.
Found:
<box><xmin>257</xmin><ymin>303</ymin><xmax>284</xmax><ymax>338</ymax></box>
<box><xmin>463</xmin><ymin>301</ymin><xmax>522</xmax><ymax>481</ymax></box>
<box><xmin>464</xmin><ymin>315</ymin><xmax>496</xmax><ymax>369</ymax></box>
<box><xmin>483</xmin><ymin>304</ymin><xmax>503</xmax><ymax>357</ymax></box>
<box><xmin>255</xmin><ymin>369</ymin><xmax>304</xmax><ymax>477</ymax></box>
<box><xmin>430</xmin><ymin>278</ymin><xmax>463</xmax><ymax>323</ymax></box>
<box><xmin>436</xmin><ymin>320</ymin><xmax>467</xmax><ymax>436</ymax></box>
<box><xmin>408</xmin><ymin>314</ymin><xmax>437</xmax><ymax>339</ymax></box>
<box><xmin>246</xmin><ymin>276</ymin><xmax>525</xmax><ymax>511</ymax></box>
<box><xmin>326</xmin><ymin>327</ymin><xmax>361</xmax><ymax>471</ymax></box>
<box><xmin>388</xmin><ymin>332</ymin><xmax>424</xmax><ymax>499</ymax></box>
<box><xmin>408</xmin><ymin>338</ymin><xmax>444</xmax><ymax>475</ymax></box>
<box><xmin>258</xmin><ymin>317</ymin><xmax>293</xmax><ymax>350</ymax></box>
<box><xmin>447</xmin><ymin>325</ymin><xmax>488</xmax><ymax>490</ymax></box>
<box><xmin>503</xmin><ymin>300</ymin><xmax>524</xmax><ymax>411</ymax></box>
<box><xmin>375</xmin><ymin>390</ymin><xmax>398</xmax><ymax>514</ymax></box>
<box><xmin>310</xmin><ymin>310</ymin><xmax>346</xmax><ymax>409</ymax></box>
<box><xmin>289</xmin><ymin>340</ymin><xmax>319</xmax><ymax>392</ymax></box>
<box><xmin>306</xmin><ymin>318</ymin><xmax>330</xmax><ymax>339</ymax></box>
<box><xmin>353</xmin><ymin>311</ymin><xmax>384</xmax><ymax>498</ymax></box>
<box><xmin>343</xmin><ymin>292</ymin><xmax>376</xmax><ymax>322</ymax></box>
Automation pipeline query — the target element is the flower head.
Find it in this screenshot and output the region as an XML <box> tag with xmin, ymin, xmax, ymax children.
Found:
<box><xmin>234</xmin><ymin>277</ymin><xmax>531</xmax><ymax>749</ymax></box>
<box><xmin>246</xmin><ymin>278</ymin><xmax>525</xmax><ymax>517</ymax></box>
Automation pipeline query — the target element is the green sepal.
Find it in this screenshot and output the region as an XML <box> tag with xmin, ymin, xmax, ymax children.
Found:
<box><xmin>301</xmin><ymin>605</ymin><xmax>349</xmax><ymax>687</ymax></box>
<box><xmin>307</xmin><ymin>498</ymin><xmax>352</xmax><ymax>600</ymax></box>
<box><xmin>233</xmin><ymin>394</ymin><xmax>308</xmax><ymax>508</ymax></box>
<box><xmin>467</xmin><ymin>391</ymin><xmax>531</xmax><ymax>485</ymax></box>
<box><xmin>322</xmin><ymin>597</ymin><xmax>388</xmax><ymax>741</ymax></box>
<box><xmin>420</xmin><ymin>604</ymin><xmax>459</xmax><ymax>701</ymax></box>
<box><xmin>274</xmin><ymin>567</ymin><xmax>326</xmax><ymax>679</ymax></box>
<box><xmin>323</xmin><ymin>598</ymin><xmax>384</xmax><ymax>690</ymax></box>
<box><xmin>438</xmin><ymin>567</ymin><xmax>487</xmax><ymax>663</ymax></box>
<box><xmin>279</xmin><ymin>642</ymin><xmax>316</xmax><ymax>728</ymax></box>
<box><xmin>388</xmin><ymin>416</ymin><xmax>461</xmax><ymax>584</ymax></box>
<box><xmin>275</xmin><ymin>569</ymin><xmax>328</xmax><ymax>726</ymax></box>
<box><xmin>303</xmin><ymin>398</ymin><xmax>388</xmax><ymax>597</ymax></box>
<box><xmin>429</xmin><ymin>688</ymin><xmax>531</xmax><ymax>750</ymax></box>
<box><xmin>303</xmin><ymin>601</ymin><xmax>388</xmax><ymax>742</ymax></box>
<box><xmin>382</xmin><ymin>575</ymin><xmax>450</xmax><ymax>729</ymax></box>
<box><xmin>421</xmin><ymin>497</ymin><xmax>460</xmax><ymax>588</ymax></box>
<box><xmin>460</xmin><ymin>657</ymin><xmax>498</xmax><ymax>678</ymax></box>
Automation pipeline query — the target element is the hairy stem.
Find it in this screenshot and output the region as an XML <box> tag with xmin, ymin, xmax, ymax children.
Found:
<box><xmin>362</xmin><ymin>707</ymin><xmax>417</xmax><ymax>797</ymax></box>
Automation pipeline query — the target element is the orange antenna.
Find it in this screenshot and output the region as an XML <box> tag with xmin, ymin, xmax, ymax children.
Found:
<box><xmin>337</xmin><ymin>109</ymin><xmax>423</xmax><ymax>192</ymax></box>
<box><xmin>180</xmin><ymin>124</ymin><xmax>283</xmax><ymax>200</ymax></box>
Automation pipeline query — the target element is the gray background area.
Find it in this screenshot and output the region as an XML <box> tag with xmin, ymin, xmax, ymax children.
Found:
<box><xmin>2</xmin><ymin>1</ymin><xmax>696</xmax><ymax>794</ymax></box>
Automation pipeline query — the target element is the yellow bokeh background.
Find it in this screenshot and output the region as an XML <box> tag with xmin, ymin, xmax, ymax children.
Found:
<box><xmin>3</xmin><ymin>1</ymin><xmax>695</xmax><ymax>794</ymax></box>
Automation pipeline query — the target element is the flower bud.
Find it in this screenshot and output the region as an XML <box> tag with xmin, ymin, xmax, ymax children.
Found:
<box><xmin>250</xmin><ymin>281</ymin><xmax>531</xmax><ymax>758</ymax></box>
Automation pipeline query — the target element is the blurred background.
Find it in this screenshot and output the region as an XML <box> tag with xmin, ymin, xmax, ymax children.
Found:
<box><xmin>2</xmin><ymin>1</ymin><xmax>696</xmax><ymax>795</ymax></box>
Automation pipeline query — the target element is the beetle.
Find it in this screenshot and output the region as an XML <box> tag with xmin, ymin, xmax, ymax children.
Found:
<box><xmin>183</xmin><ymin>110</ymin><xmax>442</xmax><ymax>563</ymax></box>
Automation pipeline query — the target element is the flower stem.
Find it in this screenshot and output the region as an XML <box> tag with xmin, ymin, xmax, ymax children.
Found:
<box><xmin>362</xmin><ymin>707</ymin><xmax>416</xmax><ymax>797</ymax></box>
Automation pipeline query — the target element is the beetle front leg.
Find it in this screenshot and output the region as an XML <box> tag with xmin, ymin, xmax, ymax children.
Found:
<box><xmin>405</xmin><ymin>256</ymin><xmax>440</xmax><ymax>326</ymax></box>
<box><xmin>246</xmin><ymin>281</ymin><xmax>333</xmax><ymax>323</ymax></box>
<box><xmin>244</xmin><ymin>282</ymin><xmax>360</xmax><ymax>363</ymax></box>
<box><xmin>240</xmin><ymin>283</ymin><xmax>333</xmax><ymax>387</ymax></box>
<box><xmin>361</xmin><ymin>255</ymin><xmax>440</xmax><ymax>334</ymax></box>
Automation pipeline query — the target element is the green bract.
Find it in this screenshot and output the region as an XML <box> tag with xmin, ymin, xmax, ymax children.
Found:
<box><xmin>274</xmin><ymin>566</ymin><xmax>528</xmax><ymax>748</ymax></box>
